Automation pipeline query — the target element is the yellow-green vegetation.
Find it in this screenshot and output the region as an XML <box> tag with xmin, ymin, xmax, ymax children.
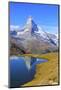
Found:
<box><xmin>21</xmin><ymin>52</ymin><xmax>59</xmax><ymax>86</ymax></box>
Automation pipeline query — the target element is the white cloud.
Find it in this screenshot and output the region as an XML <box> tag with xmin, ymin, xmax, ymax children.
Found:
<box><xmin>41</xmin><ymin>25</ymin><xmax>58</xmax><ymax>34</ymax></box>
<box><xmin>10</xmin><ymin>25</ymin><xmax>20</xmax><ymax>31</ymax></box>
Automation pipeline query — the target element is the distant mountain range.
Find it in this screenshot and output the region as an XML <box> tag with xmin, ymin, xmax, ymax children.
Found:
<box><xmin>10</xmin><ymin>17</ymin><xmax>58</xmax><ymax>55</ymax></box>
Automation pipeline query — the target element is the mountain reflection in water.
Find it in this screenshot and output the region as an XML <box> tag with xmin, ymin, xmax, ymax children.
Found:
<box><xmin>9</xmin><ymin>56</ymin><xmax>48</xmax><ymax>88</ymax></box>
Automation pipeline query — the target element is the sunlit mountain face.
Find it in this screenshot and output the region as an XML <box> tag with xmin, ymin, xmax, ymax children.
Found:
<box><xmin>10</xmin><ymin>17</ymin><xmax>58</xmax><ymax>55</ymax></box>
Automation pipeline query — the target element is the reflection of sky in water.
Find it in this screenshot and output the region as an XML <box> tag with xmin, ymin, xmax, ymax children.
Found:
<box><xmin>9</xmin><ymin>56</ymin><xmax>48</xmax><ymax>88</ymax></box>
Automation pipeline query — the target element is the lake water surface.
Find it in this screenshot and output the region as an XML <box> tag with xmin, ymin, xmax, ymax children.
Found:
<box><xmin>9</xmin><ymin>56</ymin><xmax>48</xmax><ymax>88</ymax></box>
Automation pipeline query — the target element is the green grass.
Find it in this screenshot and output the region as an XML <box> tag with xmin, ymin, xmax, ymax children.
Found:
<box><xmin>21</xmin><ymin>52</ymin><xmax>59</xmax><ymax>86</ymax></box>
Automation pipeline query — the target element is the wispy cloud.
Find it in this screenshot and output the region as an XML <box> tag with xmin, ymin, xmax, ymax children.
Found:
<box><xmin>10</xmin><ymin>25</ymin><xmax>20</xmax><ymax>31</ymax></box>
<box><xmin>41</xmin><ymin>25</ymin><xmax>58</xmax><ymax>34</ymax></box>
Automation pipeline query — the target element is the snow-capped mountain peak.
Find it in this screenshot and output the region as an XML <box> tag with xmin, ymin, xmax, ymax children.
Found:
<box><xmin>26</xmin><ymin>16</ymin><xmax>32</xmax><ymax>25</ymax></box>
<box><xmin>25</xmin><ymin>16</ymin><xmax>38</xmax><ymax>34</ymax></box>
<box><xmin>10</xmin><ymin>17</ymin><xmax>58</xmax><ymax>47</ymax></box>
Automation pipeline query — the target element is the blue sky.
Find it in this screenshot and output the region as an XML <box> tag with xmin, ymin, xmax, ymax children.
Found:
<box><xmin>9</xmin><ymin>2</ymin><xmax>59</xmax><ymax>34</ymax></box>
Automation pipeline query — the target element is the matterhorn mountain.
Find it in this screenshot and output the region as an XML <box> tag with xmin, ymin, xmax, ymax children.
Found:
<box><xmin>10</xmin><ymin>16</ymin><xmax>58</xmax><ymax>54</ymax></box>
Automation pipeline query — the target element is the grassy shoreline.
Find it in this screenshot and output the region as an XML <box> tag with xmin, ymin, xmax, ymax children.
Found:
<box><xmin>21</xmin><ymin>52</ymin><xmax>59</xmax><ymax>86</ymax></box>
